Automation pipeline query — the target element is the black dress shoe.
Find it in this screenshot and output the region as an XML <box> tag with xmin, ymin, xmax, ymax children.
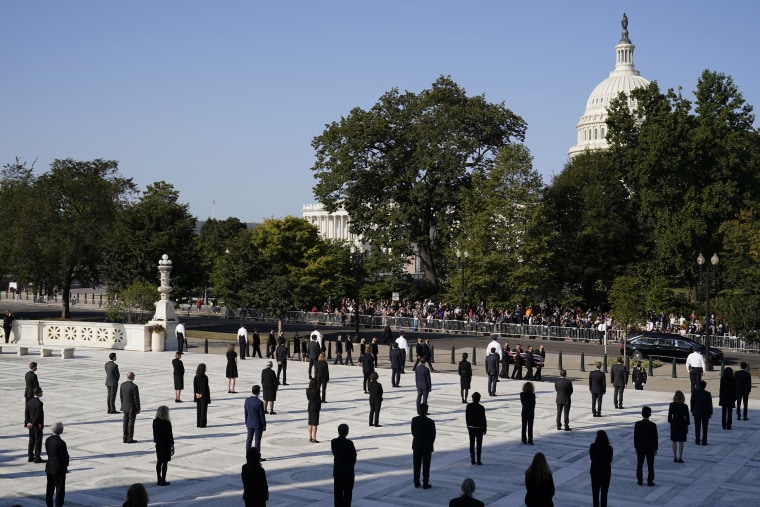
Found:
<box><xmin>422</xmin><ymin>484</ymin><xmax>432</xmax><ymax>489</ymax></box>
<box><xmin>637</xmin><ymin>480</ymin><xmax>643</xmax><ymax>486</ymax></box>
<box><xmin>282</xmin><ymin>383</ymin><xmax>289</xmax><ymax>386</ymax></box>
<box><xmin>127</xmin><ymin>439</ymin><xmax>137</xmax><ymax>444</ymax></box>
<box><xmin>477</xmin><ymin>460</ymin><xmax>482</xmax><ymax>465</ymax></box>
<box><xmin>28</xmin><ymin>457</ymin><xmax>35</xmax><ymax>462</ymax></box>
<box><xmin>270</xmin><ymin>411</ymin><xmax>277</xmax><ymax>415</ymax></box>
<box><xmin>564</xmin><ymin>427</ymin><xmax>572</xmax><ymax>431</ymax></box>
<box><xmin>414</xmin><ymin>482</ymin><xmax>421</xmax><ymax>488</ymax></box>
<box><xmin>34</xmin><ymin>459</ymin><xmax>47</xmax><ymax>463</ymax></box>
<box><xmin>374</xmin><ymin>424</ymin><xmax>382</xmax><ymax>427</ymax></box>
<box><xmin>647</xmin><ymin>482</ymin><xmax>655</xmax><ymax>487</ymax></box>
<box><xmin>557</xmin><ymin>426</ymin><xmax>562</xmax><ymax>431</ymax></box>
<box><xmin>471</xmin><ymin>458</ymin><xmax>476</xmax><ymax>465</ymax></box>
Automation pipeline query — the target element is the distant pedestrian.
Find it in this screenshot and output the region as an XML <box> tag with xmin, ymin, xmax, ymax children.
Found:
<box><xmin>525</xmin><ymin>345</ymin><xmax>535</xmax><ymax>381</ymax></box>
<box><xmin>300</xmin><ymin>336</ymin><xmax>309</xmax><ymax>363</ymax></box>
<box><xmin>275</xmin><ymin>338</ymin><xmax>288</xmax><ymax>385</ymax></box>
<box><xmin>226</xmin><ymin>344</ymin><xmax>239</xmax><ymax>394</ymax></box>
<box><xmin>449</xmin><ymin>477</ymin><xmax>484</xmax><ymax>507</ymax></box>
<box><xmin>555</xmin><ymin>369</ymin><xmax>573</xmax><ymax>431</ymax></box>
<box><xmin>334</xmin><ymin>334</ymin><xmax>344</xmax><ymax>365</ymax></box>
<box><xmin>735</xmin><ymin>361</ymin><xmax>751</xmax><ymax>420</ymax></box>
<box><xmin>105</xmin><ymin>353</ymin><xmax>121</xmax><ymax>414</ymax></box>
<box><xmin>411</xmin><ymin>403</ymin><xmax>436</xmax><ymax>489</ymax></box>
<box><xmin>368</xmin><ymin>372</ymin><xmax>383</xmax><ymax>427</ymax></box>
<box><xmin>244</xmin><ymin>385</ymin><xmax>266</xmax><ymax>453</ymax></box>
<box><xmin>25</xmin><ymin>387</ymin><xmax>45</xmax><ymax>463</ymax></box>
<box><xmin>359</xmin><ymin>348</ymin><xmax>374</xmax><ymax>393</ymax></box>
<box><xmin>634</xmin><ymin>406</ymin><xmax>658</xmax><ymax>486</ymax></box>
<box><xmin>589</xmin><ymin>362</ymin><xmax>606</xmax><ymax>417</ymax></box>
<box><xmin>534</xmin><ymin>345</ymin><xmax>546</xmax><ymax>381</ymax></box>
<box><xmin>344</xmin><ymin>334</ymin><xmax>354</xmax><ymax>365</ymax></box>
<box><xmin>719</xmin><ymin>367</ymin><xmax>736</xmax><ymax>430</ymax></box>
<box><xmin>383</xmin><ymin>324</ymin><xmax>392</xmax><ymax>345</ymax></box>
<box><xmin>45</xmin><ymin>421</ymin><xmax>69</xmax><ymax>507</ymax></box>
<box><xmin>267</xmin><ymin>330</ymin><xmax>277</xmax><ymax>359</ymax></box>
<box><xmin>307</xmin><ymin>379</ymin><xmax>322</xmax><ymax>443</ymax></box>
<box><xmin>524</xmin><ymin>452</ymin><xmax>555</xmax><ymax>507</ymax></box>
<box><xmin>458</xmin><ymin>352</ymin><xmax>472</xmax><ymax>403</ymax></box>
<box><xmin>371</xmin><ymin>337</ymin><xmax>379</xmax><ymax>368</ymax></box>
<box><xmin>631</xmin><ymin>361</ymin><xmax>647</xmax><ymax>390</ymax></box>
<box><xmin>415</xmin><ymin>357</ymin><xmax>432</xmax><ymax>412</ymax></box>
<box><xmin>123</xmin><ymin>483</ymin><xmax>149</xmax><ymax>507</ymax></box>
<box><xmin>175</xmin><ymin>320</ymin><xmax>186</xmax><ymax>353</ymax></box>
<box><xmin>395</xmin><ymin>332</ymin><xmax>408</xmax><ymax>372</ymax></box>
<box><xmin>610</xmin><ymin>356</ymin><xmax>628</xmax><ymax>409</ymax></box>
<box><xmin>193</xmin><ymin>364</ymin><xmax>211</xmax><ymax>428</ymax></box>
<box><xmin>521</xmin><ymin>382</ymin><xmax>536</xmax><ymax>445</ymax></box>
<box><xmin>589</xmin><ymin>430</ymin><xmax>612</xmax><ymax>507</ymax></box>
<box><xmin>690</xmin><ymin>380</ymin><xmax>713</xmax><ymax>446</ymax></box>
<box><xmin>120</xmin><ymin>372</ymin><xmax>141</xmax><ymax>442</ymax></box>
<box><xmin>4</xmin><ymin>309</ymin><xmax>16</xmax><ymax>343</ymax></box>
<box><xmin>500</xmin><ymin>340</ymin><xmax>511</xmax><ymax>379</ymax></box>
<box><xmin>238</xmin><ymin>324</ymin><xmax>248</xmax><ymax>360</ymax></box>
<box><xmin>686</xmin><ymin>347</ymin><xmax>706</xmax><ymax>393</ymax></box>
<box><xmin>390</xmin><ymin>343</ymin><xmax>403</xmax><ymax>387</ymax></box>
<box><xmin>511</xmin><ymin>344</ymin><xmax>524</xmax><ymax>380</ymax></box>
<box><xmin>251</xmin><ymin>328</ymin><xmax>263</xmax><ymax>359</ymax></box>
<box><xmin>173</xmin><ymin>352</ymin><xmax>185</xmax><ymax>403</ymax></box>
<box><xmin>315</xmin><ymin>353</ymin><xmax>330</xmax><ymax>402</ymax></box>
<box><xmin>331</xmin><ymin>423</ymin><xmax>357</xmax><ymax>507</ymax></box>
<box><xmin>152</xmin><ymin>405</ymin><xmax>174</xmax><ymax>486</ymax></box>
<box><xmin>465</xmin><ymin>392</ymin><xmax>486</xmax><ymax>465</ymax></box>
<box><xmin>241</xmin><ymin>447</ymin><xmax>268</xmax><ymax>507</ymax></box>
<box><xmin>668</xmin><ymin>390</ymin><xmax>689</xmax><ymax>463</ymax></box>
<box><xmin>261</xmin><ymin>362</ymin><xmax>278</xmax><ymax>415</ymax></box>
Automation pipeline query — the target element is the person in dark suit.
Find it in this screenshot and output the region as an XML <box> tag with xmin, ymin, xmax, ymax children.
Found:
<box><xmin>25</xmin><ymin>387</ymin><xmax>45</xmax><ymax>463</ymax></box>
<box><xmin>411</xmin><ymin>403</ymin><xmax>436</xmax><ymax>489</ymax></box>
<box><xmin>315</xmin><ymin>352</ymin><xmax>330</xmax><ymax>402</ymax></box>
<box><xmin>173</xmin><ymin>352</ymin><xmax>185</xmax><ymax>403</ymax></box>
<box><xmin>193</xmin><ymin>364</ymin><xmax>211</xmax><ymax>428</ymax></box>
<box><xmin>390</xmin><ymin>343</ymin><xmax>403</xmax><ymax>387</ymax></box>
<box><xmin>690</xmin><ymin>380</ymin><xmax>713</xmax><ymax>445</ymax></box>
<box><xmin>589</xmin><ymin>430</ymin><xmax>612</xmax><ymax>507</ymax></box>
<box><xmin>500</xmin><ymin>341</ymin><xmax>511</xmax><ymax>379</ymax></box>
<box><xmin>261</xmin><ymin>362</ymin><xmax>278</xmax><ymax>415</ymax></box>
<box><xmin>25</xmin><ymin>361</ymin><xmax>40</xmax><ymax>402</ymax></box>
<box><xmin>634</xmin><ymin>406</ymin><xmax>658</xmax><ymax>486</ymax></box>
<box><xmin>308</xmin><ymin>336</ymin><xmax>321</xmax><ymax>379</ymax></box>
<box><xmin>4</xmin><ymin>309</ymin><xmax>15</xmax><ymax>343</ymax></box>
<box><xmin>368</xmin><ymin>372</ymin><xmax>383</xmax><ymax>427</ymax></box>
<box><xmin>307</xmin><ymin>379</ymin><xmax>322</xmax><ymax>443</ymax></box>
<box><xmin>465</xmin><ymin>392</ymin><xmax>486</xmax><ymax>465</ymax></box>
<box><xmin>589</xmin><ymin>362</ymin><xmax>606</xmax><ymax>417</ymax></box>
<box><xmin>525</xmin><ymin>345</ymin><xmax>535</xmax><ymax>381</ymax></box>
<box><xmin>105</xmin><ymin>353</ymin><xmax>120</xmax><ymax>414</ymax></box>
<box><xmin>238</xmin><ymin>324</ymin><xmax>248</xmax><ymax>360</ymax></box>
<box><xmin>521</xmin><ymin>382</ymin><xmax>536</xmax><ymax>445</ymax></box>
<box><xmin>120</xmin><ymin>372</ymin><xmax>141</xmax><ymax>443</ymax></box>
<box><xmin>413</xmin><ymin>337</ymin><xmax>426</xmax><ymax>369</ymax></box>
<box><xmin>458</xmin><ymin>352</ymin><xmax>472</xmax><ymax>403</ymax></box>
<box><xmin>241</xmin><ymin>446</ymin><xmax>268</xmax><ymax>507</ymax></box>
<box><xmin>345</xmin><ymin>334</ymin><xmax>354</xmax><ymax>366</ymax></box>
<box><xmin>511</xmin><ymin>344</ymin><xmax>523</xmax><ymax>380</ymax></box>
<box><xmin>534</xmin><ymin>345</ymin><xmax>546</xmax><ymax>381</ymax></box>
<box><xmin>555</xmin><ymin>369</ymin><xmax>573</xmax><ymax>431</ymax></box>
<box><xmin>244</xmin><ymin>385</ymin><xmax>267</xmax><ymax>453</ymax></box>
<box><xmin>45</xmin><ymin>421</ymin><xmax>69</xmax><ymax>507</ymax></box>
<box><xmin>449</xmin><ymin>478</ymin><xmax>484</xmax><ymax>507</ymax></box>
<box><xmin>485</xmin><ymin>348</ymin><xmax>499</xmax><ymax>396</ymax></box>
<box><xmin>251</xmin><ymin>328</ymin><xmax>263</xmax><ymax>359</ymax></box>
<box><xmin>719</xmin><ymin>367</ymin><xmax>736</xmax><ymax>430</ymax></box>
<box><xmin>334</xmin><ymin>334</ymin><xmax>344</xmax><ymax>365</ymax></box>
<box><xmin>152</xmin><ymin>405</ymin><xmax>174</xmax><ymax>486</ymax></box>
<box><xmin>610</xmin><ymin>356</ymin><xmax>628</xmax><ymax>409</ymax></box>
<box><xmin>275</xmin><ymin>337</ymin><xmax>289</xmax><ymax>385</ymax></box>
<box><xmin>632</xmin><ymin>361</ymin><xmax>647</xmax><ymax>390</ymax></box>
<box><xmin>359</xmin><ymin>348</ymin><xmax>374</xmax><ymax>393</ymax></box>
<box><xmin>415</xmin><ymin>357</ymin><xmax>432</xmax><ymax>412</ymax></box>
<box><xmin>383</xmin><ymin>324</ymin><xmax>392</xmax><ymax>345</ymax></box>
<box><xmin>267</xmin><ymin>330</ymin><xmax>277</xmax><ymax>359</ymax></box>
<box><xmin>735</xmin><ymin>361</ymin><xmax>752</xmax><ymax>421</ymax></box>
<box><xmin>331</xmin><ymin>423</ymin><xmax>357</xmax><ymax>507</ymax></box>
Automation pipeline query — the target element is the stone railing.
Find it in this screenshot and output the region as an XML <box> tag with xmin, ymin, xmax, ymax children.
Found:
<box><xmin>5</xmin><ymin>320</ymin><xmax>178</xmax><ymax>352</ymax></box>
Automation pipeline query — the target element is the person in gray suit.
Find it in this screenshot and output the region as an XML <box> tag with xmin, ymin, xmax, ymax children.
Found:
<box><xmin>120</xmin><ymin>372</ymin><xmax>141</xmax><ymax>443</ymax></box>
<box><xmin>589</xmin><ymin>362</ymin><xmax>606</xmax><ymax>417</ymax></box>
<box><xmin>610</xmin><ymin>356</ymin><xmax>628</xmax><ymax>409</ymax></box>
<box><xmin>555</xmin><ymin>369</ymin><xmax>573</xmax><ymax>430</ymax></box>
<box><xmin>105</xmin><ymin>353</ymin><xmax>120</xmax><ymax>414</ymax></box>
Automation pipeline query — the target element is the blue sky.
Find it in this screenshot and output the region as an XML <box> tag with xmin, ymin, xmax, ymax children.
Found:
<box><xmin>3</xmin><ymin>1</ymin><xmax>758</xmax><ymax>223</ymax></box>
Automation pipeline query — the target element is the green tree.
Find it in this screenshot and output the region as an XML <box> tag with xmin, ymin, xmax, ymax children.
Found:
<box><xmin>2</xmin><ymin>159</ymin><xmax>135</xmax><ymax>318</ymax></box>
<box><xmin>102</xmin><ymin>181</ymin><xmax>199</xmax><ymax>298</ymax></box>
<box><xmin>198</xmin><ymin>217</ymin><xmax>248</xmax><ymax>301</ymax></box>
<box><xmin>608</xmin><ymin>275</ymin><xmax>644</xmax><ymax>328</ymax></box>
<box><xmin>311</xmin><ymin>76</ymin><xmax>526</xmax><ymax>290</ymax></box>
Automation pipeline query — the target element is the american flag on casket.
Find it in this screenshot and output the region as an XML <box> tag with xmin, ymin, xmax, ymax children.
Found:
<box><xmin>506</xmin><ymin>351</ymin><xmax>545</xmax><ymax>368</ymax></box>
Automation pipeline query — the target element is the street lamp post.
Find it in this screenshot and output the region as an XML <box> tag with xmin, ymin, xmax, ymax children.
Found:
<box><xmin>350</xmin><ymin>246</ymin><xmax>363</xmax><ymax>340</ymax></box>
<box><xmin>697</xmin><ymin>252</ymin><xmax>719</xmax><ymax>349</ymax></box>
<box><xmin>456</xmin><ymin>249</ymin><xmax>469</xmax><ymax>315</ymax></box>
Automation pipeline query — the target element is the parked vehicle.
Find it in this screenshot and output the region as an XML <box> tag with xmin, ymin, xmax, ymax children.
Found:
<box><xmin>620</xmin><ymin>332</ymin><xmax>723</xmax><ymax>365</ymax></box>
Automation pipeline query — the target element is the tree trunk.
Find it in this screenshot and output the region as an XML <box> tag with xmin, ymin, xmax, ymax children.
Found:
<box><xmin>418</xmin><ymin>248</ymin><xmax>438</xmax><ymax>288</ymax></box>
<box><xmin>61</xmin><ymin>284</ymin><xmax>71</xmax><ymax>319</ymax></box>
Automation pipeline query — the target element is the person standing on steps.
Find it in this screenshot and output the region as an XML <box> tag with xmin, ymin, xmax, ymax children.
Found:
<box><xmin>485</xmin><ymin>347</ymin><xmax>499</xmax><ymax>396</ymax></box>
<box><xmin>44</xmin><ymin>421</ymin><xmax>69</xmax><ymax>507</ymax></box>
<box><xmin>368</xmin><ymin>372</ymin><xmax>383</xmax><ymax>427</ymax></box>
<box><xmin>315</xmin><ymin>352</ymin><xmax>330</xmax><ymax>402</ymax></box>
<box><xmin>175</xmin><ymin>320</ymin><xmax>186</xmax><ymax>353</ymax></box>
<box><xmin>275</xmin><ymin>337</ymin><xmax>288</xmax><ymax>385</ymax></box>
<box><xmin>105</xmin><ymin>353</ymin><xmax>120</xmax><ymax>414</ymax></box>
<box><xmin>237</xmin><ymin>324</ymin><xmax>248</xmax><ymax>360</ymax></box>
<box><xmin>331</xmin><ymin>423</ymin><xmax>357</xmax><ymax>507</ymax></box>
<box><xmin>589</xmin><ymin>362</ymin><xmax>606</xmax><ymax>417</ymax></box>
<box><xmin>25</xmin><ymin>388</ymin><xmax>45</xmax><ymax>463</ymax></box>
<box><xmin>735</xmin><ymin>362</ymin><xmax>752</xmax><ymax>421</ymax></box>
<box><xmin>458</xmin><ymin>352</ymin><xmax>472</xmax><ymax>403</ymax></box>
<box><xmin>465</xmin><ymin>392</ymin><xmax>486</xmax><ymax>465</ymax></box>
<box><xmin>555</xmin><ymin>369</ymin><xmax>573</xmax><ymax>431</ymax></box>
<box><xmin>415</xmin><ymin>357</ymin><xmax>432</xmax><ymax>412</ymax></box>
<box><xmin>390</xmin><ymin>343</ymin><xmax>403</xmax><ymax>387</ymax></box>
<box><xmin>261</xmin><ymin>362</ymin><xmax>278</xmax><ymax>415</ymax></box>
<box><xmin>251</xmin><ymin>328</ymin><xmax>262</xmax><ymax>359</ymax></box>
<box><xmin>152</xmin><ymin>405</ymin><xmax>174</xmax><ymax>487</ymax></box>
<box><xmin>610</xmin><ymin>356</ymin><xmax>628</xmax><ymax>409</ymax></box>
<box><xmin>634</xmin><ymin>406</ymin><xmax>658</xmax><ymax>487</ymax></box>
<box><xmin>173</xmin><ymin>352</ymin><xmax>185</xmax><ymax>403</ymax></box>
<box><xmin>690</xmin><ymin>380</ymin><xmax>713</xmax><ymax>446</ymax></box>
<box><xmin>632</xmin><ymin>361</ymin><xmax>647</xmax><ymax>390</ymax></box>
<box><xmin>193</xmin><ymin>364</ymin><xmax>211</xmax><ymax>428</ymax></box>
<box><xmin>411</xmin><ymin>403</ymin><xmax>436</xmax><ymax>489</ymax></box>
<box><xmin>589</xmin><ymin>430</ymin><xmax>612</xmax><ymax>507</ymax></box>
<box><xmin>667</xmin><ymin>390</ymin><xmax>689</xmax><ymax>463</ymax></box>
<box><xmin>120</xmin><ymin>372</ymin><xmax>141</xmax><ymax>443</ymax></box>
<box><xmin>244</xmin><ymin>385</ymin><xmax>267</xmax><ymax>454</ymax></box>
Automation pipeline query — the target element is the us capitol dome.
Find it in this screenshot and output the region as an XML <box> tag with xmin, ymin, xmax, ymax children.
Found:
<box><xmin>568</xmin><ymin>13</ymin><xmax>650</xmax><ymax>158</ymax></box>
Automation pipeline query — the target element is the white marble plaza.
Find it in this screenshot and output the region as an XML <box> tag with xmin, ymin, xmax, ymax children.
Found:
<box><xmin>1</xmin><ymin>348</ymin><xmax>759</xmax><ymax>506</ymax></box>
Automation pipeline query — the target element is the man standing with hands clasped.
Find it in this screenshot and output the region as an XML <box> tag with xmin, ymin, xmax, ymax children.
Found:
<box><xmin>411</xmin><ymin>403</ymin><xmax>436</xmax><ymax>489</ymax></box>
<box><xmin>610</xmin><ymin>356</ymin><xmax>628</xmax><ymax>409</ymax></box>
<box><xmin>120</xmin><ymin>372</ymin><xmax>141</xmax><ymax>443</ymax></box>
<box><xmin>45</xmin><ymin>421</ymin><xmax>69</xmax><ymax>507</ymax></box>
<box><xmin>634</xmin><ymin>406</ymin><xmax>658</xmax><ymax>486</ymax></box>
<box><xmin>244</xmin><ymin>385</ymin><xmax>266</xmax><ymax>456</ymax></box>
<box><xmin>555</xmin><ymin>369</ymin><xmax>573</xmax><ymax>431</ymax></box>
<box><xmin>25</xmin><ymin>387</ymin><xmax>45</xmax><ymax>463</ymax></box>
<box><xmin>105</xmin><ymin>353</ymin><xmax>120</xmax><ymax>414</ymax></box>
<box><xmin>589</xmin><ymin>361</ymin><xmax>606</xmax><ymax>417</ymax></box>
